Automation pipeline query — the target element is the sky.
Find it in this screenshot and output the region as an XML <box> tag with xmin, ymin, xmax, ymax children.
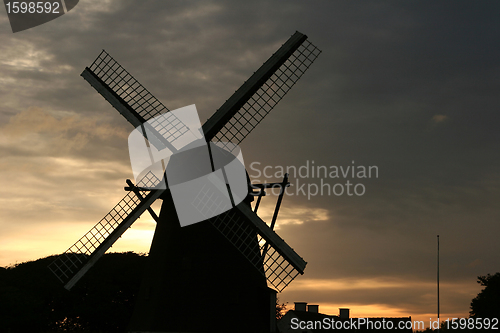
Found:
<box><xmin>1</xmin><ymin>0</ymin><xmax>500</xmax><ymax>328</ymax></box>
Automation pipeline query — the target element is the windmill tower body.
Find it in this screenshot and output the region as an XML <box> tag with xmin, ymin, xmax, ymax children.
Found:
<box><xmin>48</xmin><ymin>31</ymin><xmax>321</xmax><ymax>333</ymax></box>
<box><xmin>128</xmin><ymin>192</ymin><xmax>272</xmax><ymax>332</ymax></box>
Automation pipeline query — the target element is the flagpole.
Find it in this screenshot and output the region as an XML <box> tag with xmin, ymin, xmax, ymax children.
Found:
<box><xmin>437</xmin><ymin>235</ymin><xmax>440</xmax><ymax>333</ymax></box>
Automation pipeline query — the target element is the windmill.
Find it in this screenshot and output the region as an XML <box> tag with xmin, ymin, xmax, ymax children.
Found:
<box><xmin>48</xmin><ymin>31</ymin><xmax>320</xmax><ymax>333</ymax></box>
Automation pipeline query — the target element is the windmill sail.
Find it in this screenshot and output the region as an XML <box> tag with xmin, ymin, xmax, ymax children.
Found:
<box><xmin>82</xmin><ymin>50</ymin><xmax>167</xmax><ymax>123</ymax></box>
<box><xmin>48</xmin><ymin>174</ymin><xmax>163</xmax><ymax>290</ymax></box>
<box><xmin>81</xmin><ymin>51</ymin><xmax>186</xmax><ymax>152</ymax></box>
<box><xmin>202</xmin><ymin>31</ymin><xmax>321</xmax><ymax>148</ymax></box>
<box><xmin>211</xmin><ymin>203</ymin><xmax>306</xmax><ymax>292</ymax></box>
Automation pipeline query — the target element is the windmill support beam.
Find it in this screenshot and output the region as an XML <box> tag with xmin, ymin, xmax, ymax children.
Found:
<box><xmin>126</xmin><ymin>179</ymin><xmax>160</xmax><ymax>223</ymax></box>
<box><xmin>270</xmin><ymin>173</ymin><xmax>290</xmax><ymax>230</ymax></box>
<box><xmin>253</xmin><ymin>191</ymin><xmax>264</xmax><ymax>213</ymax></box>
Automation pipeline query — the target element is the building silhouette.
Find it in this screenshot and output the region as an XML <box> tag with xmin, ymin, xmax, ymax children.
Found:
<box><xmin>278</xmin><ymin>302</ymin><xmax>413</xmax><ymax>333</ymax></box>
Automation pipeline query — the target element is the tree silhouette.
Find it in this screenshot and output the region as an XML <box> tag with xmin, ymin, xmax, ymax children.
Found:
<box><xmin>470</xmin><ymin>272</ymin><xmax>500</xmax><ymax>320</ymax></box>
<box><xmin>417</xmin><ymin>274</ymin><xmax>500</xmax><ymax>332</ymax></box>
<box><xmin>0</xmin><ymin>252</ymin><xmax>146</xmax><ymax>332</ymax></box>
<box><xmin>276</xmin><ymin>297</ymin><xmax>288</xmax><ymax>320</ymax></box>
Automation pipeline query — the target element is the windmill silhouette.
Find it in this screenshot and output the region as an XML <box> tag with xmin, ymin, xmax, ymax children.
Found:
<box><xmin>49</xmin><ymin>31</ymin><xmax>320</xmax><ymax>333</ymax></box>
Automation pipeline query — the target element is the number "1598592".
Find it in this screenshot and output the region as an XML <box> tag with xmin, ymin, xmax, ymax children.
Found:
<box><xmin>5</xmin><ymin>2</ymin><xmax>60</xmax><ymax>14</ymax></box>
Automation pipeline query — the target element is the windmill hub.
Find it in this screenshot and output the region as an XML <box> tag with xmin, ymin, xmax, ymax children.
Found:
<box><xmin>164</xmin><ymin>141</ymin><xmax>248</xmax><ymax>226</ymax></box>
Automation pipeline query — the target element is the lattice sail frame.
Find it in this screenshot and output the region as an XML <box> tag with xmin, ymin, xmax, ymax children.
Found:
<box><xmin>213</xmin><ymin>39</ymin><xmax>321</xmax><ymax>149</ymax></box>
<box><xmin>88</xmin><ymin>50</ymin><xmax>167</xmax><ymax>122</ymax></box>
<box><xmin>210</xmin><ymin>208</ymin><xmax>302</xmax><ymax>292</ymax></box>
<box><xmin>48</xmin><ymin>173</ymin><xmax>162</xmax><ymax>287</ymax></box>
<box><xmin>84</xmin><ymin>51</ymin><xmax>197</xmax><ymax>152</ymax></box>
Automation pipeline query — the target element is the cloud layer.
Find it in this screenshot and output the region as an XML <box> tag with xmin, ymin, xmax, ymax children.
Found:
<box><xmin>1</xmin><ymin>0</ymin><xmax>499</xmax><ymax>326</ymax></box>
